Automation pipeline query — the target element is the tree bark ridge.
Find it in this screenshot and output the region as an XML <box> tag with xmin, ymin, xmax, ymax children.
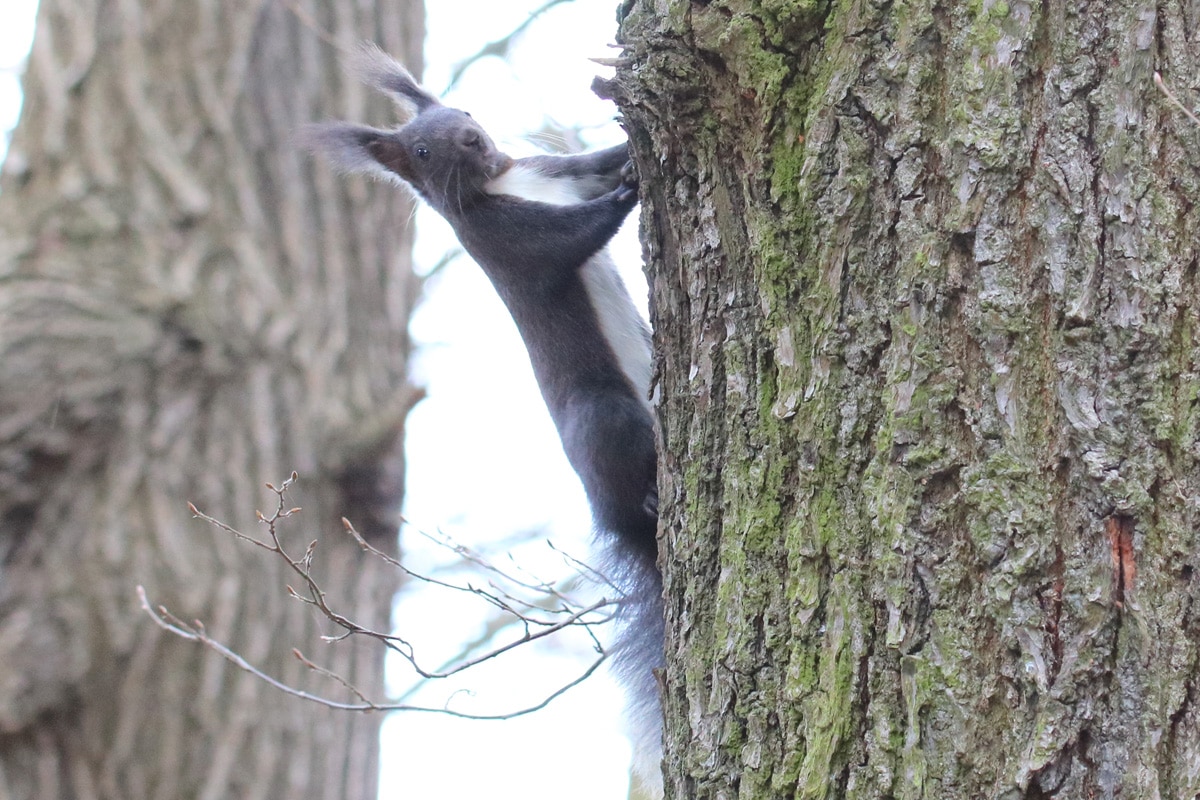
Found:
<box><xmin>0</xmin><ymin>1</ymin><xmax>424</xmax><ymax>797</ymax></box>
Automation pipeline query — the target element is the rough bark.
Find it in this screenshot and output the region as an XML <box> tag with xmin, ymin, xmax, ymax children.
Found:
<box><xmin>614</xmin><ymin>1</ymin><xmax>1200</xmax><ymax>798</ymax></box>
<box><xmin>0</xmin><ymin>2</ymin><xmax>422</xmax><ymax>798</ymax></box>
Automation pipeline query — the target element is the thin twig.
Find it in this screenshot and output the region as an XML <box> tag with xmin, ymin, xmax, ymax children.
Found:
<box><xmin>140</xmin><ymin>584</ymin><xmax>606</xmax><ymax>719</ymax></box>
<box><xmin>1154</xmin><ymin>72</ymin><xmax>1200</xmax><ymax>128</ymax></box>
<box><xmin>444</xmin><ymin>0</ymin><xmax>574</xmax><ymax>92</ymax></box>
<box><xmin>293</xmin><ymin>648</ymin><xmax>376</xmax><ymax>706</ymax></box>
<box><xmin>345</xmin><ymin>517</ymin><xmax>610</xmax><ymax>629</ymax></box>
<box><xmin>139</xmin><ymin>585</ymin><xmax>377</xmax><ymax>711</ymax></box>
<box><xmin>278</xmin><ymin>0</ymin><xmax>343</xmax><ymax>51</ymax></box>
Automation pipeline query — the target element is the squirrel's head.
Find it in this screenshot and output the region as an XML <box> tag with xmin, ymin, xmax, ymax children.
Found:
<box><xmin>302</xmin><ymin>44</ymin><xmax>513</xmax><ymax>215</ymax></box>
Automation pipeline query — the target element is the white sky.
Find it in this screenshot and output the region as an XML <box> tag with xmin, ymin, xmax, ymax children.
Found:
<box><xmin>0</xmin><ymin>0</ymin><xmax>36</xmax><ymax>163</ymax></box>
<box><xmin>0</xmin><ymin>1</ymin><xmax>646</xmax><ymax>798</ymax></box>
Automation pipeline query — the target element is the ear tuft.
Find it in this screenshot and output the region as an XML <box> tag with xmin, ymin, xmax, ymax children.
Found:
<box><xmin>348</xmin><ymin>42</ymin><xmax>441</xmax><ymax>115</ymax></box>
<box><xmin>297</xmin><ymin>122</ymin><xmax>399</xmax><ymax>180</ymax></box>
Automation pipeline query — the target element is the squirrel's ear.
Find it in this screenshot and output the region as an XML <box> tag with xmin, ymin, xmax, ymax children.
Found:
<box><xmin>298</xmin><ymin>122</ymin><xmax>411</xmax><ymax>182</ymax></box>
<box><xmin>348</xmin><ymin>42</ymin><xmax>440</xmax><ymax>116</ymax></box>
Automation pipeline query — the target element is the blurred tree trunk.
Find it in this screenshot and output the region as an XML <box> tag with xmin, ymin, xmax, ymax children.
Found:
<box><xmin>615</xmin><ymin>1</ymin><xmax>1200</xmax><ymax>797</ymax></box>
<box><xmin>0</xmin><ymin>1</ymin><xmax>423</xmax><ymax>798</ymax></box>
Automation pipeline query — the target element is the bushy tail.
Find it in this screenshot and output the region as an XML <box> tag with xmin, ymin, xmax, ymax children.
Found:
<box><xmin>604</xmin><ymin>535</ymin><xmax>664</xmax><ymax>798</ymax></box>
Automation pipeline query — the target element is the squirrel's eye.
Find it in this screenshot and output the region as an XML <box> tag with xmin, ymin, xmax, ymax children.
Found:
<box><xmin>415</xmin><ymin>145</ymin><xmax>430</xmax><ymax>160</ymax></box>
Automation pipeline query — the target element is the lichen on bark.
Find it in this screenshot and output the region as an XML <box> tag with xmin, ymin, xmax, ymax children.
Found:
<box><xmin>615</xmin><ymin>0</ymin><xmax>1200</xmax><ymax>797</ymax></box>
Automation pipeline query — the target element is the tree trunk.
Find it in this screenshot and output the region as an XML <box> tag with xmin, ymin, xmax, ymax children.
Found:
<box><xmin>0</xmin><ymin>2</ymin><xmax>422</xmax><ymax>798</ymax></box>
<box><xmin>615</xmin><ymin>1</ymin><xmax>1200</xmax><ymax>797</ymax></box>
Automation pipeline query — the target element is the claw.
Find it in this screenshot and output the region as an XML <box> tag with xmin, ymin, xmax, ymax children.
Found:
<box><xmin>620</xmin><ymin>159</ymin><xmax>639</xmax><ymax>189</ymax></box>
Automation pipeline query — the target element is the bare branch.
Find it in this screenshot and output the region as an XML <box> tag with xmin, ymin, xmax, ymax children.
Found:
<box><xmin>444</xmin><ymin>0</ymin><xmax>575</xmax><ymax>92</ymax></box>
<box><xmin>138</xmin><ymin>585</ymin><xmax>378</xmax><ymax>712</ymax></box>
<box><xmin>1154</xmin><ymin>72</ymin><xmax>1200</xmax><ymax>128</ymax></box>
<box><xmin>187</xmin><ymin>502</ymin><xmax>274</xmax><ymax>551</ymax></box>
<box><xmin>293</xmin><ymin>648</ymin><xmax>376</xmax><ymax>706</ymax></box>
<box><xmin>143</xmin><ymin>473</ymin><xmax>618</xmax><ymax>721</ymax></box>
<box><xmin>277</xmin><ymin>0</ymin><xmax>343</xmax><ymax>51</ymax></box>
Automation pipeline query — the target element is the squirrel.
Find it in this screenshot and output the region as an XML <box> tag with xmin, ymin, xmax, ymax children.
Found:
<box><xmin>304</xmin><ymin>46</ymin><xmax>664</xmax><ymax>795</ymax></box>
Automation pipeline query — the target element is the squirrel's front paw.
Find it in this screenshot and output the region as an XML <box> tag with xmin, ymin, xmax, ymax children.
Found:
<box><xmin>615</xmin><ymin>180</ymin><xmax>638</xmax><ymax>205</ymax></box>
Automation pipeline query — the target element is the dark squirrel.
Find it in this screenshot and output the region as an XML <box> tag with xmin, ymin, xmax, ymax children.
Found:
<box><xmin>304</xmin><ymin>46</ymin><xmax>663</xmax><ymax>794</ymax></box>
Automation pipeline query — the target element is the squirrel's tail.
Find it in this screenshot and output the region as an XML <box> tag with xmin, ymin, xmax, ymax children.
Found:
<box><xmin>604</xmin><ymin>531</ymin><xmax>664</xmax><ymax>798</ymax></box>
